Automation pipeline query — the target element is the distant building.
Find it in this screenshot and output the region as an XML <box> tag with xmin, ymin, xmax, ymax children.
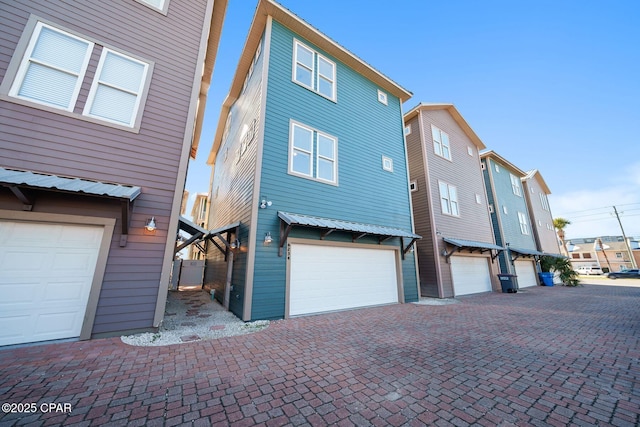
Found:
<box><xmin>567</xmin><ymin>236</ymin><xmax>638</xmax><ymax>272</ymax></box>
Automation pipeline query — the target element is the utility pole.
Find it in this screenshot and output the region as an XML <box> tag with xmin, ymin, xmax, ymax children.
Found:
<box><xmin>613</xmin><ymin>205</ymin><xmax>638</xmax><ymax>269</ymax></box>
<box><xmin>597</xmin><ymin>238</ymin><xmax>612</xmax><ymax>272</ymax></box>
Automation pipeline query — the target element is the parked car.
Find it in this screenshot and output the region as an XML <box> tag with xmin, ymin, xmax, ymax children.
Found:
<box><xmin>575</xmin><ymin>266</ymin><xmax>604</xmax><ymax>275</ymax></box>
<box><xmin>607</xmin><ymin>269</ymin><xmax>640</xmax><ymax>279</ymax></box>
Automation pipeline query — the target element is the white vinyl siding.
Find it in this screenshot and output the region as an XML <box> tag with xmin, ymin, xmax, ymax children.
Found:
<box><xmin>83</xmin><ymin>49</ymin><xmax>149</xmax><ymax>127</ymax></box>
<box><xmin>518</xmin><ymin>211</ymin><xmax>530</xmax><ymax>235</ymax></box>
<box><xmin>293</xmin><ymin>40</ymin><xmax>336</xmax><ymax>101</ymax></box>
<box><xmin>9</xmin><ymin>22</ymin><xmax>93</xmax><ymax>111</ymax></box>
<box><xmin>289</xmin><ymin>121</ymin><xmax>337</xmax><ymax>184</ymax></box>
<box><xmin>510</xmin><ymin>173</ymin><xmax>522</xmax><ymax>196</ymax></box>
<box><xmin>439</xmin><ymin>181</ymin><xmax>459</xmax><ymax>216</ymax></box>
<box><xmin>431</xmin><ymin>125</ymin><xmax>451</xmax><ymax>160</ymax></box>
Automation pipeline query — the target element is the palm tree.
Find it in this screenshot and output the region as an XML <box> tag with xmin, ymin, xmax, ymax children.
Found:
<box><xmin>554</xmin><ymin>217</ymin><xmax>571</xmax><ymax>255</ymax></box>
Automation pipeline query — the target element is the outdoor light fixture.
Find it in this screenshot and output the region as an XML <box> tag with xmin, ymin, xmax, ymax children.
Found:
<box><xmin>230</xmin><ymin>238</ymin><xmax>240</xmax><ymax>249</ymax></box>
<box><xmin>259</xmin><ymin>198</ymin><xmax>272</xmax><ymax>209</ymax></box>
<box><xmin>145</xmin><ymin>217</ymin><xmax>157</xmax><ymax>232</ymax></box>
<box><xmin>264</xmin><ymin>232</ymin><xmax>272</xmax><ymax>245</ymax></box>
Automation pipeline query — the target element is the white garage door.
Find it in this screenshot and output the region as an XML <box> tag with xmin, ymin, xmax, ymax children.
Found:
<box><xmin>450</xmin><ymin>256</ymin><xmax>492</xmax><ymax>296</ymax></box>
<box><xmin>289</xmin><ymin>243</ymin><xmax>398</xmax><ymax>316</ymax></box>
<box><xmin>0</xmin><ymin>221</ymin><xmax>103</xmax><ymax>346</ymax></box>
<box><xmin>514</xmin><ymin>260</ymin><xmax>537</xmax><ymax>288</ymax></box>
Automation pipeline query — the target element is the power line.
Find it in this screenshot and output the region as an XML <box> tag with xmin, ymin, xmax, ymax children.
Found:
<box><xmin>556</xmin><ymin>202</ymin><xmax>640</xmax><ymax>216</ymax></box>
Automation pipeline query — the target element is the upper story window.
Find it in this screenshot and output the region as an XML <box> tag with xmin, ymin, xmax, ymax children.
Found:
<box><xmin>410</xmin><ymin>180</ymin><xmax>417</xmax><ymax>192</ymax></box>
<box><xmin>404</xmin><ymin>124</ymin><xmax>411</xmax><ymax>136</ymax></box>
<box><xmin>3</xmin><ymin>21</ymin><xmax>151</xmax><ymax>131</ymax></box>
<box><xmin>382</xmin><ymin>156</ymin><xmax>393</xmax><ymax>172</ymax></box>
<box><xmin>431</xmin><ymin>125</ymin><xmax>451</xmax><ymax>160</ymax></box>
<box><xmin>9</xmin><ymin>23</ymin><xmax>93</xmax><ymax>112</ymax></box>
<box><xmin>439</xmin><ymin>181</ymin><xmax>459</xmax><ymax>216</ymax></box>
<box><xmin>518</xmin><ymin>212</ymin><xmax>529</xmax><ymax>235</ymax></box>
<box><xmin>83</xmin><ymin>49</ymin><xmax>149</xmax><ymax>127</ymax></box>
<box><xmin>377</xmin><ymin>90</ymin><xmax>388</xmax><ymax>105</ymax></box>
<box><xmin>136</xmin><ymin>0</ymin><xmax>170</xmax><ymax>14</ymax></box>
<box><xmin>289</xmin><ymin>121</ymin><xmax>337</xmax><ymax>185</ymax></box>
<box><xmin>540</xmin><ymin>192</ymin><xmax>550</xmax><ymax>211</ymax></box>
<box><xmin>510</xmin><ymin>173</ymin><xmax>522</xmax><ymax>197</ymax></box>
<box><xmin>293</xmin><ymin>40</ymin><xmax>336</xmax><ymax>101</ymax></box>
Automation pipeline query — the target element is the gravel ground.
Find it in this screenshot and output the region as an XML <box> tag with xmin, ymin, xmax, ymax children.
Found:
<box><xmin>121</xmin><ymin>289</ymin><xmax>269</xmax><ymax>346</ymax></box>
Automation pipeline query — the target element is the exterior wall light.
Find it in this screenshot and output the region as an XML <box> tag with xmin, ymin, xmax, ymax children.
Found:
<box><xmin>264</xmin><ymin>232</ymin><xmax>272</xmax><ymax>245</ymax></box>
<box><xmin>260</xmin><ymin>199</ymin><xmax>272</xmax><ymax>209</ymax></box>
<box><xmin>230</xmin><ymin>239</ymin><xmax>240</xmax><ymax>249</ymax></box>
<box><xmin>145</xmin><ymin>217</ymin><xmax>157</xmax><ymax>232</ymax></box>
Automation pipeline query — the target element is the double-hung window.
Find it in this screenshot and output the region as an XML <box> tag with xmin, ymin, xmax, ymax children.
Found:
<box><xmin>439</xmin><ymin>181</ymin><xmax>459</xmax><ymax>216</ymax></box>
<box><xmin>431</xmin><ymin>125</ymin><xmax>451</xmax><ymax>160</ymax></box>
<box><xmin>9</xmin><ymin>22</ymin><xmax>93</xmax><ymax>111</ymax></box>
<box><xmin>518</xmin><ymin>212</ymin><xmax>530</xmax><ymax>235</ymax></box>
<box><xmin>289</xmin><ymin>122</ymin><xmax>337</xmax><ymax>184</ymax></box>
<box><xmin>510</xmin><ymin>173</ymin><xmax>522</xmax><ymax>196</ymax></box>
<box><xmin>293</xmin><ymin>40</ymin><xmax>336</xmax><ymax>101</ymax></box>
<box><xmin>83</xmin><ymin>49</ymin><xmax>149</xmax><ymax>127</ymax></box>
<box><xmin>540</xmin><ymin>192</ymin><xmax>550</xmax><ymax>211</ymax></box>
<box><xmin>5</xmin><ymin>21</ymin><xmax>151</xmax><ymax>130</ymax></box>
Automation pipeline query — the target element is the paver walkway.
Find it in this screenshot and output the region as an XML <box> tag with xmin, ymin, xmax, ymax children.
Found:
<box><xmin>1</xmin><ymin>284</ymin><xmax>639</xmax><ymax>426</ymax></box>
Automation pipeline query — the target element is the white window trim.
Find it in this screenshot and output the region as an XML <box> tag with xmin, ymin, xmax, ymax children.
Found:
<box><xmin>135</xmin><ymin>0</ymin><xmax>170</xmax><ymax>15</ymax></box>
<box><xmin>2</xmin><ymin>19</ymin><xmax>153</xmax><ymax>133</ymax></box>
<box><xmin>438</xmin><ymin>181</ymin><xmax>459</xmax><ymax>217</ymax></box>
<box><xmin>518</xmin><ymin>212</ymin><xmax>530</xmax><ymax>235</ymax></box>
<box><xmin>404</xmin><ymin>124</ymin><xmax>411</xmax><ymax>136</ymax></box>
<box><xmin>377</xmin><ymin>89</ymin><xmax>388</xmax><ymax>105</ymax></box>
<box><xmin>410</xmin><ymin>180</ymin><xmax>418</xmax><ymax>192</ymax></box>
<box><xmin>82</xmin><ymin>48</ymin><xmax>150</xmax><ymax>127</ymax></box>
<box><xmin>288</xmin><ymin>121</ymin><xmax>338</xmax><ymax>185</ymax></box>
<box><xmin>382</xmin><ymin>156</ymin><xmax>393</xmax><ymax>172</ymax></box>
<box><xmin>495</xmin><ymin>163</ymin><xmax>500</xmax><ymax>173</ymax></box>
<box><xmin>540</xmin><ymin>192</ymin><xmax>550</xmax><ymax>211</ymax></box>
<box><xmin>431</xmin><ymin>125</ymin><xmax>452</xmax><ymax>161</ymax></box>
<box><xmin>292</xmin><ymin>39</ymin><xmax>336</xmax><ymax>102</ymax></box>
<box><xmin>9</xmin><ymin>22</ymin><xmax>94</xmax><ymax>112</ymax></box>
<box><xmin>510</xmin><ymin>173</ymin><xmax>522</xmax><ymax>197</ymax></box>
<box><xmin>475</xmin><ymin>193</ymin><xmax>482</xmax><ymax>204</ymax></box>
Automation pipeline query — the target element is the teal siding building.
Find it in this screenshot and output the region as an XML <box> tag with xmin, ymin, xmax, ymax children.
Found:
<box><xmin>205</xmin><ymin>0</ymin><xmax>419</xmax><ymax>321</ymax></box>
<box><xmin>481</xmin><ymin>151</ymin><xmax>542</xmax><ymax>288</ymax></box>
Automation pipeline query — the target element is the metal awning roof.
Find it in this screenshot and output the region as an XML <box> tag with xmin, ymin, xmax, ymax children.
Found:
<box><xmin>277</xmin><ymin>211</ymin><xmax>420</xmax><ymax>257</ymax></box>
<box><xmin>443</xmin><ymin>237</ymin><xmax>504</xmax><ymax>251</ymax></box>
<box><xmin>442</xmin><ymin>237</ymin><xmax>504</xmax><ymax>262</ymax></box>
<box><xmin>0</xmin><ymin>167</ymin><xmax>141</xmax><ymax>200</ymax></box>
<box><xmin>178</xmin><ymin>216</ymin><xmax>208</xmax><ymax>236</ymax></box>
<box><xmin>508</xmin><ymin>247</ymin><xmax>545</xmax><ymax>256</ymax></box>
<box><xmin>278</xmin><ymin>211</ymin><xmax>420</xmax><ymax>239</ymax></box>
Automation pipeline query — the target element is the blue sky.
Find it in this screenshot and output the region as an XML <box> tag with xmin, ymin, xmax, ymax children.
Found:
<box><xmin>186</xmin><ymin>0</ymin><xmax>640</xmax><ymax>239</ymax></box>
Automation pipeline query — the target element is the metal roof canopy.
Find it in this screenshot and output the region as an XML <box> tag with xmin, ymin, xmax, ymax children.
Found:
<box><xmin>442</xmin><ymin>237</ymin><xmax>505</xmax><ymax>263</ymax></box>
<box><xmin>176</xmin><ymin>216</ymin><xmax>209</xmax><ymax>255</ymax></box>
<box><xmin>277</xmin><ymin>211</ymin><xmax>420</xmax><ymax>258</ymax></box>
<box><xmin>507</xmin><ymin>246</ymin><xmax>546</xmax><ymax>262</ymax></box>
<box><xmin>0</xmin><ymin>167</ymin><xmax>141</xmax><ymax>247</ymax></box>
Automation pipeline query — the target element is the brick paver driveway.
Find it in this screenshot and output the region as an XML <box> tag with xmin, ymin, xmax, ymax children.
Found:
<box><xmin>1</xmin><ymin>284</ymin><xmax>639</xmax><ymax>426</ymax></box>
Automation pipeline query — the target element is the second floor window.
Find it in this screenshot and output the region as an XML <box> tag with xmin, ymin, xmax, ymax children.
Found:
<box><xmin>293</xmin><ymin>40</ymin><xmax>336</xmax><ymax>101</ymax></box>
<box><xmin>540</xmin><ymin>192</ymin><xmax>550</xmax><ymax>211</ymax></box>
<box><xmin>510</xmin><ymin>174</ymin><xmax>522</xmax><ymax>197</ymax></box>
<box><xmin>431</xmin><ymin>125</ymin><xmax>451</xmax><ymax>160</ymax></box>
<box><xmin>518</xmin><ymin>212</ymin><xmax>529</xmax><ymax>235</ymax></box>
<box><xmin>439</xmin><ymin>181</ymin><xmax>459</xmax><ymax>216</ymax></box>
<box><xmin>289</xmin><ymin>121</ymin><xmax>337</xmax><ymax>184</ymax></box>
<box><xmin>6</xmin><ymin>21</ymin><xmax>151</xmax><ymax>130</ymax></box>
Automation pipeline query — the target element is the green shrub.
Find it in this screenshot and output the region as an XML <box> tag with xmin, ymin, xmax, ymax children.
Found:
<box><xmin>539</xmin><ymin>255</ymin><xmax>580</xmax><ymax>287</ymax></box>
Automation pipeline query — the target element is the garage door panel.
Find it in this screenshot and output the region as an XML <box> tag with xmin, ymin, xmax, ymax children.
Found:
<box><xmin>289</xmin><ymin>244</ymin><xmax>398</xmax><ymax>316</ymax></box>
<box><xmin>514</xmin><ymin>260</ymin><xmax>537</xmax><ymax>288</ymax></box>
<box><xmin>451</xmin><ymin>256</ymin><xmax>492</xmax><ymax>296</ymax></box>
<box><xmin>0</xmin><ymin>221</ymin><xmax>103</xmax><ymax>346</ymax></box>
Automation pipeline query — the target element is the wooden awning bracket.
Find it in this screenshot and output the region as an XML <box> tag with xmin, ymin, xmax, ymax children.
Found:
<box><xmin>7</xmin><ymin>185</ymin><xmax>34</xmax><ymax>211</ymax></box>
<box><xmin>279</xmin><ymin>222</ymin><xmax>293</xmax><ymax>257</ymax></box>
